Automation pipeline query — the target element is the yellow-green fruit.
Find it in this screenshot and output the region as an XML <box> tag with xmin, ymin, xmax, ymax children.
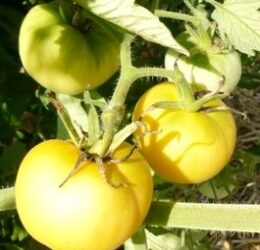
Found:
<box><xmin>165</xmin><ymin>32</ymin><xmax>242</xmax><ymax>93</ymax></box>
<box><xmin>19</xmin><ymin>1</ymin><xmax>121</xmax><ymax>95</ymax></box>
<box><xmin>15</xmin><ymin>140</ymin><xmax>153</xmax><ymax>250</ymax></box>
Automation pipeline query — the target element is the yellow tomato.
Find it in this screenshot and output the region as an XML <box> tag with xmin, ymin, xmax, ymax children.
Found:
<box><xmin>15</xmin><ymin>140</ymin><xmax>153</xmax><ymax>250</ymax></box>
<box><xmin>133</xmin><ymin>82</ymin><xmax>236</xmax><ymax>184</ymax></box>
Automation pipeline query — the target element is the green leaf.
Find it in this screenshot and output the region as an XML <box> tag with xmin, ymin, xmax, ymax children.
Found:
<box><xmin>206</xmin><ymin>0</ymin><xmax>260</xmax><ymax>55</ymax></box>
<box><xmin>124</xmin><ymin>227</ymin><xmax>147</xmax><ymax>250</ymax></box>
<box><xmin>56</xmin><ymin>116</ymin><xmax>70</xmax><ymax>140</ymax></box>
<box><xmin>56</xmin><ymin>94</ymin><xmax>88</xmax><ymax>145</ymax></box>
<box><xmin>0</xmin><ymin>142</ymin><xmax>26</xmax><ymax>174</ymax></box>
<box><xmin>88</xmin><ymin>90</ymin><xmax>107</xmax><ymax>110</ymax></box>
<box><xmin>11</xmin><ymin>224</ymin><xmax>28</xmax><ymax>242</ymax></box>
<box><xmin>108</xmin><ymin>122</ymin><xmax>140</xmax><ymax>154</ymax></box>
<box><xmin>145</xmin><ymin>230</ymin><xmax>186</xmax><ymax>250</ymax></box>
<box><xmin>184</xmin><ymin>0</ymin><xmax>210</xmax><ymax>29</ymax></box>
<box><xmin>0</xmin><ymin>187</ymin><xmax>15</xmax><ymax>211</ymax></box>
<box><xmin>83</xmin><ymin>92</ymin><xmax>102</xmax><ymax>146</ymax></box>
<box><xmin>75</xmin><ymin>0</ymin><xmax>189</xmax><ymax>55</ymax></box>
<box><xmin>125</xmin><ymin>227</ymin><xmax>187</xmax><ymax>250</ymax></box>
<box><xmin>0</xmin><ymin>243</ymin><xmax>24</xmax><ymax>250</ymax></box>
<box><xmin>198</xmin><ymin>167</ymin><xmax>237</xmax><ymax>200</ymax></box>
<box><xmin>198</xmin><ymin>179</ymin><xmax>235</xmax><ymax>200</ymax></box>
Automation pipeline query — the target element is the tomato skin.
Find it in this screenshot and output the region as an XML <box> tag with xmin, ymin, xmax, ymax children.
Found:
<box><xmin>19</xmin><ymin>1</ymin><xmax>120</xmax><ymax>95</ymax></box>
<box><xmin>15</xmin><ymin>140</ymin><xmax>153</xmax><ymax>250</ymax></box>
<box><xmin>133</xmin><ymin>82</ymin><xmax>236</xmax><ymax>184</ymax></box>
<box><xmin>165</xmin><ymin>33</ymin><xmax>242</xmax><ymax>93</ymax></box>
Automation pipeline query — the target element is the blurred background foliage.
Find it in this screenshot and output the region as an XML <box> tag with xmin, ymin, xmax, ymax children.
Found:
<box><xmin>0</xmin><ymin>0</ymin><xmax>260</xmax><ymax>249</ymax></box>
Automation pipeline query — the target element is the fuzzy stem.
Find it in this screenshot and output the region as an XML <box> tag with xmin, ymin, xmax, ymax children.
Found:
<box><xmin>146</xmin><ymin>201</ymin><xmax>260</xmax><ymax>232</ymax></box>
<box><xmin>155</xmin><ymin>9</ymin><xmax>201</xmax><ymax>25</ymax></box>
<box><xmin>0</xmin><ymin>187</ymin><xmax>16</xmax><ymax>211</ymax></box>
<box><xmin>89</xmin><ymin>35</ymin><xmax>196</xmax><ymax>156</ymax></box>
<box><xmin>89</xmin><ymin>35</ymin><xmax>138</xmax><ymax>156</ymax></box>
<box><xmin>135</xmin><ymin>67</ymin><xmax>195</xmax><ymax>106</ymax></box>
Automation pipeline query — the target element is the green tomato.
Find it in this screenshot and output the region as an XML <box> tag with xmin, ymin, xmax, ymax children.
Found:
<box><xmin>133</xmin><ymin>82</ymin><xmax>237</xmax><ymax>184</ymax></box>
<box><xmin>15</xmin><ymin>140</ymin><xmax>153</xmax><ymax>250</ymax></box>
<box><xmin>19</xmin><ymin>1</ymin><xmax>121</xmax><ymax>95</ymax></box>
<box><xmin>165</xmin><ymin>33</ymin><xmax>242</xmax><ymax>93</ymax></box>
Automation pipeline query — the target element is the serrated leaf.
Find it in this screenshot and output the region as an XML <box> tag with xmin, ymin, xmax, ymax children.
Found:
<box><xmin>207</xmin><ymin>0</ymin><xmax>260</xmax><ymax>55</ymax></box>
<box><xmin>75</xmin><ymin>0</ymin><xmax>189</xmax><ymax>55</ymax></box>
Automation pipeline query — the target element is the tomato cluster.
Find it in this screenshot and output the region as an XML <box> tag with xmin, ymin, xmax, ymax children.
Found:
<box><xmin>15</xmin><ymin>1</ymin><xmax>238</xmax><ymax>249</ymax></box>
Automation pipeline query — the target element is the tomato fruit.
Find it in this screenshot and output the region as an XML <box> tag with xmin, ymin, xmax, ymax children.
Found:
<box><xmin>165</xmin><ymin>32</ymin><xmax>242</xmax><ymax>93</ymax></box>
<box><xmin>19</xmin><ymin>1</ymin><xmax>121</xmax><ymax>95</ymax></box>
<box><xmin>15</xmin><ymin>140</ymin><xmax>153</xmax><ymax>250</ymax></box>
<box><xmin>133</xmin><ymin>82</ymin><xmax>236</xmax><ymax>184</ymax></box>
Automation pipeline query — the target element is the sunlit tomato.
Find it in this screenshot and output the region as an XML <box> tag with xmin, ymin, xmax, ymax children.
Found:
<box><xmin>133</xmin><ymin>82</ymin><xmax>236</xmax><ymax>184</ymax></box>
<box><xmin>19</xmin><ymin>1</ymin><xmax>121</xmax><ymax>95</ymax></box>
<box><xmin>165</xmin><ymin>32</ymin><xmax>242</xmax><ymax>93</ymax></box>
<box><xmin>15</xmin><ymin>140</ymin><xmax>153</xmax><ymax>250</ymax></box>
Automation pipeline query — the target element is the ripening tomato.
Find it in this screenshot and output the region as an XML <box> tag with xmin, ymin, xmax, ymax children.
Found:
<box><xmin>133</xmin><ymin>82</ymin><xmax>236</xmax><ymax>184</ymax></box>
<box><xmin>19</xmin><ymin>1</ymin><xmax>121</xmax><ymax>95</ymax></box>
<box><xmin>15</xmin><ymin>140</ymin><xmax>153</xmax><ymax>250</ymax></box>
<box><xmin>165</xmin><ymin>32</ymin><xmax>242</xmax><ymax>93</ymax></box>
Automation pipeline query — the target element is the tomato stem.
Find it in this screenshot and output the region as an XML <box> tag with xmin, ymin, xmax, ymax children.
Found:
<box><xmin>155</xmin><ymin>9</ymin><xmax>201</xmax><ymax>26</ymax></box>
<box><xmin>147</xmin><ymin>201</ymin><xmax>260</xmax><ymax>232</ymax></box>
<box><xmin>88</xmin><ymin>35</ymin><xmax>198</xmax><ymax>156</ymax></box>
<box><xmin>89</xmin><ymin>35</ymin><xmax>137</xmax><ymax>156</ymax></box>
<box><xmin>134</xmin><ymin>66</ymin><xmax>195</xmax><ymax>107</ymax></box>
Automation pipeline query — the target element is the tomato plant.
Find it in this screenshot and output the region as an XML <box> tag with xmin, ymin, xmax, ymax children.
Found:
<box><xmin>15</xmin><ymin>140</ymin><xmax>153</xmax><ymax>250</ymax></box>
<box><xmin>165</xmin><ymin>32</ymin><xmax>242</xmax><ymax>93</ymax></box>
<box><xmin>133</xmin><ymin>82</ymin><xmax>237</xmax><ymax>184</ymax></box>
<box><xmin>2</xmin><ymin>0</ymin><xmax>260</xmax><ymax>249</ymax></box>
<box><xmin>19</xmin><ymin>1</ymin><xmax>121</xmax><ymax>95</ymax></box>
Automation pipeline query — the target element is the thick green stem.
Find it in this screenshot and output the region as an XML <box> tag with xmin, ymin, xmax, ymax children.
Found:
<box><xmin>89</xmin><ymin>69</ymin><xmax>138</xmax><ymax>157</ymax></box>
<box><xmin>146</xmin><ymin>201</ymin><xmax>260</xmax><ymax>232</ymax></box>
<box><xmin>0</xmin><ymin>187</ymin><xmax>16</xmax><ymax>211</ymax></box>
<box><xmin>89</xmin><ymin>35</ymin><xmax>138</xmax><ymax>156</ymax></box>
